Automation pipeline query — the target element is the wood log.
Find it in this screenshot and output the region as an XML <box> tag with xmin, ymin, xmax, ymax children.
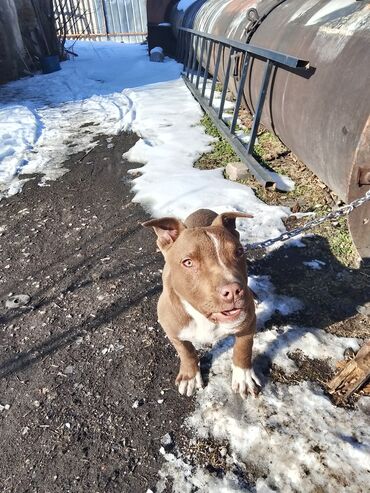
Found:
<box><xmin>326</xmin><ymin>340</ymin><xmax>370</xmax><ymax>403</ymax></box>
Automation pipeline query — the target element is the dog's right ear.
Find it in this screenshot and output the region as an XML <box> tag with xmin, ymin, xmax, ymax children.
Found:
<box><xmin>142</xmin><ymin>217</ymin><xmax>186</xmax><ymax>252</ymax></box>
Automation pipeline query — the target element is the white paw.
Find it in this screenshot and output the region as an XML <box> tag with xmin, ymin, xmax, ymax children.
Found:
<box><xmin>232</xmin><ymin>365</ymin><xmax>261</xmax><ymax>398</ymax></box>
<box><xmin>177</xmin><ymin>371</ymin><xmax>203</xmax><ymax>397</ymax></box>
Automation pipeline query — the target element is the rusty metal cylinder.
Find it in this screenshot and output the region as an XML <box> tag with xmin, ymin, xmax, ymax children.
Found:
<box><xmin>168</xmin><ymin>0</ymin><xmax>370</xmax><ymax>260</ymax></box>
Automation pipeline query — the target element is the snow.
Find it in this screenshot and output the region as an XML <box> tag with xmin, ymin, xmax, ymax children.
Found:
<box><xmin>123</xmin><ymin>79</ymin><xmax>291</xmax><ymax>245</ymax></box>
<box><xmin>303</xmin><ymin>259</ymin><xmax>326</xmax><ymax>270</ymax></box>
<box><xmin>0</xmin><ymin>42</ymin><xmax>180</xmax><ymax>198</ymax></box>
<box><xmin>150</xmin><ymin>46</ymin><xmax>164</xmax><ymax>54</ymax></box>
<box><xmin>158</xmin><ymin>277</ymin><xmax>368</xmax><ymax>493</ymax></box>
<box><xmin>1</xmin><ymin>40</ymin><xmax>368</xmax><ymax>492</ymax></box>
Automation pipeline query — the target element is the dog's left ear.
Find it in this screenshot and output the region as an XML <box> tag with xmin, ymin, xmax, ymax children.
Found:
<box><xmin>142</xmin><ymin>217</ymin><xmax>187</xmax><ymax>253</ymax></box>
<box><xmin>211</xmin><ymin>212</ymin><xmax>253</xmax><ymax>238</ymax></box>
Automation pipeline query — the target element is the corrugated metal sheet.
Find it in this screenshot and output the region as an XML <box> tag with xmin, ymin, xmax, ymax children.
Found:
<box><xmin>54</xmin><ymin>0</ymin><xmax>147</xmax><ymax>43</ymax></box>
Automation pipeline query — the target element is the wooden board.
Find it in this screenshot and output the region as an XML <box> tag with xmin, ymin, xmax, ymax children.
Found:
<box><xmin>326</xmin><ymin>340</ymin><xmax>370</xmax><ymax>403</ymax></box>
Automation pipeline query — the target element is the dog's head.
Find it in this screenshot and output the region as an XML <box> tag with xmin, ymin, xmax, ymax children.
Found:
<box><xmin>143</xmin><ymin>211</ymin><xmax>253</xmax><ymax>324</ymax></box>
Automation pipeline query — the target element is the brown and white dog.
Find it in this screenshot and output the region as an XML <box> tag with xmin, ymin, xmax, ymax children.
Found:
<box><xmin>143</xmin><ymin>208</ymin><xmax>260</xmax><ymax>398</ymax></box>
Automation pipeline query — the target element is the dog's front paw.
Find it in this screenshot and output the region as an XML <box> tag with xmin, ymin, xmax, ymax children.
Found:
<box><xmin>176</xmin><ymin>370</ymin><xmax>203</xmax><ymax>397</ymax></box>
<box><xmin>232</xmin><ymin>365</ymin><xmax>261</xmax><ymax>399</ymax></box>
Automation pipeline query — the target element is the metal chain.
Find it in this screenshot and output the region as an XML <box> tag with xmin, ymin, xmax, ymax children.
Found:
<box><xmin>245</xmin><ymin>189</ymin><xmax>370</xmax><ymax>251</ymax></box>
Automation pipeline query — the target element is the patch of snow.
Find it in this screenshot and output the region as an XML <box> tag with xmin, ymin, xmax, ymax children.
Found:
<box><xmin>249</xmin><ymin>275</ymin><xmax>303</xmax><ymax>329</ymax></box>
<box><xmin>303</xmin><ymin>259</ymin><xmax>326</xmax><ymax>270</ymax></box>
<box><xmin>284</xmin><ymin>237</ymin><xmax>306</xmax><ymax>248</ymax></box>
<box><xmin>150</xmin><ymin>46</ymin><xmax>164</xmax><ymax>55</ymax></box>
<box><xmin>0</xmin><ymin>42</ymin><xmax>181</xmax><ymax>198</ymax></box>
<box><xmin>123</xmin><ymin>79</ymin><xmax>290</xmax><ymax>246</ymax></box>
<box><xmin>269</xmin><ymin>171</ymin><xmax>295</xmax><ymax>192</ymax></box>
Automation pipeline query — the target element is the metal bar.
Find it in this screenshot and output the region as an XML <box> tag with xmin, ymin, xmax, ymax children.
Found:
<box><xmin>190</xmin><ymin>35</ymin><xmax>200</xmax><ymax>83</ymax></box>
<box><xmin>247</xmin><ymin>60</ymin><xmax>273</xmax><ymax>154</ymax></box>
<box><xmin>182</xmin><ymin>29</ymin><xmax>188</xmax><ymax>71</ymax></box>
<box><xmin>179</xmin><ymin>27</ymin><xmax>309</xmax><ymax>69</ymax></box>
<box><xmin>182</xmin><ymin>77</ymin><xmax>276</xmax><ymax>188</ymax></box>
<box><xmin>209</xmin><ymin>42</ymin><xmax>222</xmax><ymax>108</ymax></box>
<box><xmin>201</xmin><ymin>39</ymin><xmax>213</xmax><ymax>97</ymax></box>
<box><xmin>181</xmin><ymin>29</ymin><xmax>186</xmax><ymax>63</ymax></box>
<box><xmin>176</xmin><ymin>28</ymin><xmax>182</xmax><ymax>60</ymax></box>
<box><xmin>196</xmin><ymin>37</ymin><xmax>206</xmax><ymax>89</ymax></box>
<box><xmin>185</xmin><ymin>32</ymin><xmax>194</xmax><ymax>78</ymax></box>
<box><xmin>218</xmin><ymin>47</ymin><xmax>234</xmax><ymax>119</ymax></box>
<box><xmin>230</xmin><ymin>53</ymin><xmax>250</xmax><ymax>134</ymax></box>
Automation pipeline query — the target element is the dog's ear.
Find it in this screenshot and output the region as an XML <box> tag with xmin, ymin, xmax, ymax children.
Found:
<box><xmin>142</xmin><ymin>217</ymin><xmax>187</xmax><ymax>252</ymax></box>
<box><xmin>211</xmin><ymin>212</ymin><xmax>253</xmax><ymax>238</ymax></box>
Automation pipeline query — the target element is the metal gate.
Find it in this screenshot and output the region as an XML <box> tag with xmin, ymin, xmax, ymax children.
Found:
<box><xmin>54</xmin><ymin>0</ymin><xmax>147</xmax><ymax>43</ymax></box>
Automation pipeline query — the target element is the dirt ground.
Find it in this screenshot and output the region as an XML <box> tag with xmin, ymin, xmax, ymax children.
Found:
<box><xmin>0</xmin><ymin>130</ymin><xmax>369</xmax><ymax>492</ymax></box>
<box><xmin>0</xmin><ymin>132</ymin><xmax>195</xmax><ymax>493</ymax></box>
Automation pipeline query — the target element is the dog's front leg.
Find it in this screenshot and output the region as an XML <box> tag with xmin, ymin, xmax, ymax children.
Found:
<box><xmin>170</xmin><ymin>338</ymin><xmax>203</xmax><ymax>396</ymax></box>
<box><xmin>232</xmin><ymin>332</ymin><xmax>261</xmax><ymax>398</ymax></box>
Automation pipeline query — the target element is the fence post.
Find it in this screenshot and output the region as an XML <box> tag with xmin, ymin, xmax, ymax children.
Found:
<box><xmin>101</xmin><ymin>0</ymin><xmax>109</xmax><ymax>39</ymax></box>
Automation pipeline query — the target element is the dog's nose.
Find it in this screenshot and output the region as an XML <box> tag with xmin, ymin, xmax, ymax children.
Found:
<box><xmin>220</xmin><ymin>283</ymin><xmax>244</xmax><ymax>301</ymax></box>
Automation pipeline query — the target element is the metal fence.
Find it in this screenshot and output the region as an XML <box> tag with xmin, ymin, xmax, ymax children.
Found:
<box><xmin>54</xmin><ymin>0</ymin><xmax>147</xmax><ymax>43</ymax></box>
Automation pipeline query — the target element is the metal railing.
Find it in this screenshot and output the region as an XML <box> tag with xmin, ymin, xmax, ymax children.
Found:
<box><xmin>177</xmin><ymin>27</ymin><xmax>310</xmax><ymax>189</ymax></box>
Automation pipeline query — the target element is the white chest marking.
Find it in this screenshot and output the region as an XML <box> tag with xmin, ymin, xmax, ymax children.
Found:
<box><xmin>179</xmin><ymin>300</ymin><xmax>245</xmax><ymax>346</ymax></box>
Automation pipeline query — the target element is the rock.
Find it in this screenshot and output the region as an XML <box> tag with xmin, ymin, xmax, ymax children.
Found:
<box><xmin>220</xmin><ymin>446</ymin><xmax>227</xmax><ymax>457</ymax></box>
<box><xmin>160</xmin><ymin>432</ymin><xmax>174</xmax><ymax>451</ymax></box>
<box><xmin>132</xmin><ymin>398</ymin><xmax>145</xmax><ymax>409</ymax></box>
<box><xmin>226</xmin><ymin>161</ymin><xmax>250</xmax><ymax>181</ymax></box>
<box><xmin>5</xmin><ymin>294</ymin><xmax>30</xmax><ymax>309</ymax></box>
<box><xmin>150</xmin><ymin>47</ymin><xmax>164</xmax><ymax>62</ymax></box>
<box><xmin>357</xmin><ymin>301</ymin><xmax>370</xmax><ymax>317</ymax></box>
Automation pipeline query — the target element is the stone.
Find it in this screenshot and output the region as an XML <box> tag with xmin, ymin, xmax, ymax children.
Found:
<box><xmin>150</xmin><ymin>47</ymin><xmax>164</xmax><ymax>63</ymax></box>
<box><xmin>5</xmin><ymin>294</ymin><xmax>30</xmax><ymax>309</ymax></box>
<box><xmin>226</xmin><ymin>161</ymin><xmax>250</xmax><ymax>181</ymax></box>
<box><xmin>357</xmin><ymin>301</ymin><xmax>370</xmax><ymax>317</ymax></box>
<box><xmin>160</xmin><ymin>432</ymin><xmax>174</xmax><ymax>451</ymax></box>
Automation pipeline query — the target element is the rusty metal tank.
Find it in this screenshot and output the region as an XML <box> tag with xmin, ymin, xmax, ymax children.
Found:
<box><xmin>165</xmin><ymin>0</ymin><xmax>370</xmax><ymax>260</ymax></box>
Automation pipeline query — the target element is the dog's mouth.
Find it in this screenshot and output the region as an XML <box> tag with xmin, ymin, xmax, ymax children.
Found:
<box><xmin>211</xmin><ymin>307</ymin><xmax>245</xmax><ymax>323</ymax></box>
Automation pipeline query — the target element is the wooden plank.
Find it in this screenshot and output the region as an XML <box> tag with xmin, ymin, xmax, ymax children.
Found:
<box><xmin>326</xmin><ymin>340</ymin><xmax>370</xmax><ymax>403</ymax></box>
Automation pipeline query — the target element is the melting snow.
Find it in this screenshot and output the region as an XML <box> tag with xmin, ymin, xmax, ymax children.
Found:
<box><xmin>303</xmin><ymin>259</ymin><xmax>326</xmax><ymax>270</ymax></box>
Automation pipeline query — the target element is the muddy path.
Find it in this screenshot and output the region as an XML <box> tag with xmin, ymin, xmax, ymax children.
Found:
<box><xmin>0</xmin><ymin>132</ymin><xmax>194</xmax><ymax>493</ymax></box>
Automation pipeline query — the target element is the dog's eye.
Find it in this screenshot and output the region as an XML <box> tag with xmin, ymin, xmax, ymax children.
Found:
<box><xmin>236</xmin><ymin>247</ymin><xmax>244</xmax><ymax>257</ymax></box>
<box><xmin>182</xmin><ymin>258</ymin><xmax>193</xmax><ymax>268</ymax></box>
